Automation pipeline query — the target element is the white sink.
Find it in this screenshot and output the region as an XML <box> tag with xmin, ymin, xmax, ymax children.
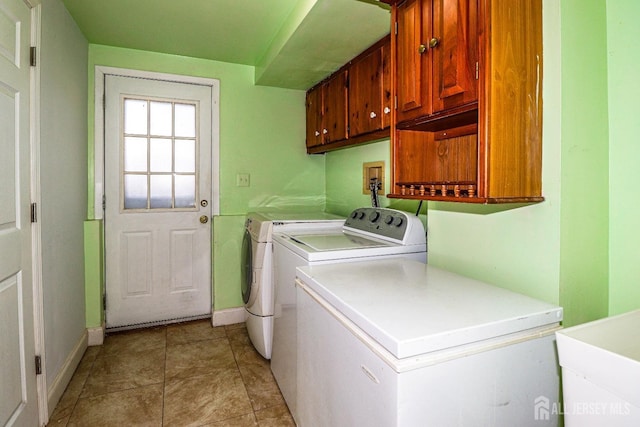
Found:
<box><xmin>556</xmin><ymin>309</ymin><xmax>640</xmax><ymax>426</ymax></box>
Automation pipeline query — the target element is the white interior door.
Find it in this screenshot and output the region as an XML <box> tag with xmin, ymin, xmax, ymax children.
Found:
<box><xmin>104</xmin><ymin>74</ymin><xmax>213</xmax><ymax>329</ymax></box>
<box><xmin>0</xmin><ymin>0</ymin><xmax>39</xmax><ymax>425</ymax></box>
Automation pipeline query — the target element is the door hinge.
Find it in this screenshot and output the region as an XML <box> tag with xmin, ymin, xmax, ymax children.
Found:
<box><xmin>35</xmin><ymin>355</ymin><xmax>42</xmax><ymax>375</ymax></box>
<box><xmin>103</xmin><ymin>294</ymin><xmax>106</xmax><ymax>311</ymax></box>
<box><xmin>475</xmin><ymin>62</ymin><xmax>479</xmax><ymax>80</ymax></box>
<box><xmin>102</xmin><ymin>194</ymin><xmax>106</xmax><ymax>211</ymax></box>
<box><xmin>30</xmin><ymin>202</ymin><xmax>37</xmax><ymax>223</ymax></box>
<box><xmin>30</xmin><ymin>47</ymin><xmax>36</xmax><ymax>66</ymax></box>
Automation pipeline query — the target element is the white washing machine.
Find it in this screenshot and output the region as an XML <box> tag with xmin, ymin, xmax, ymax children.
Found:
<box><xmin>270</xmin><ymin>207</ymin><xmax>427</xmax><ymax>421</ymax></box>
<box><xmin>241</xmin><ymin>211</ymin><xmax>344</xmax><ymax>359</ymax></box>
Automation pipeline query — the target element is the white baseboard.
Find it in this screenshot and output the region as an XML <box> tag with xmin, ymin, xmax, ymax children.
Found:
<box><xmin>47</xmin><ymin>330</ymin><xmax>88</xmax><ymax>418</ymax></box>
<box><xmin>211</xmin><ymin>307</ymin><xmax>246</xmax><ymax>327</ymax></box>
<box><xmin>87</xmin><ymin>324</ymin><xmax>105</xmax><ymax>346</ymax></box>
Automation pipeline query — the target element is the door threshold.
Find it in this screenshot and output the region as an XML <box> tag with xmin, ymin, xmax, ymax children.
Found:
<box><xmin>106</xmin><ymin>314</ymin><xmax>211</xmax><ymax>333</ymax></box>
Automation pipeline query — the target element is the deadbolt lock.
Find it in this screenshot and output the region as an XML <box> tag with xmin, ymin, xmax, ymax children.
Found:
<box><xmin>199</xmin><ymin>215</ymin><xmax>209</xmax><ymax>224</ymax></box>
<box><xmin>200</xmin><ymin>200</ymin><xmax>208</xmax><ymax>207</ymax></box>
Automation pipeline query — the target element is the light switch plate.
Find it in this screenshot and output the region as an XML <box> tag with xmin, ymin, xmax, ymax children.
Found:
<box><xmin>236</xmin><ymin>173</ymin><xmax>250</xmax><ymax>187</ymax></box>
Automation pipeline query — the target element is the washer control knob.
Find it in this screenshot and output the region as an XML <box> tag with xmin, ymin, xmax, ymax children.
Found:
<box><xmin>368</xmin><ymin>211</ymin><xmax>380</xmax><ymax>223</ymax></box>
<box><xmin>384</xmin><ymin>215</ymin><xmax>394</xmax><ymax>225</ymax></box>
<box><xmin>394</xmin><ymin>217</ymin><xmax>404</xmax><ymax>227</ymax></box>
<box><xmin>351</xmin><ymin>211</ymin><xmax>359</xmax><ymax>219</ymax></box>
<box><xmin>358</xmin><ymin>211</ymin><xmax>366</xmax><ymax>220</ymax></box>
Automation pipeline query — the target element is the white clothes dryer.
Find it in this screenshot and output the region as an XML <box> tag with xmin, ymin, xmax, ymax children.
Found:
<box><xmin>241</xmin><ymin>211</ymin><xmax>344</xmax><ymax>359</ymax></box>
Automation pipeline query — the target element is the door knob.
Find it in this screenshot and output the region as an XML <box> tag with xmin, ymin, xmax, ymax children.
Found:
<box><xmin>199</xmin><ymin>215</ymin><xmax>209</xmax><ymax>224</ymax></box>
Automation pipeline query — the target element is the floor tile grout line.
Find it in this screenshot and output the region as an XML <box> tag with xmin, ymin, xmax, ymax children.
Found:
<box><xmin>161</xmin><ymin>324</ymin><xmax>167</xmax><ymax>426</ymax></box>
<box><xmin>62</xmin><ymin>345</ymin><xmax>102</xmax><ymax>426</ymax></box>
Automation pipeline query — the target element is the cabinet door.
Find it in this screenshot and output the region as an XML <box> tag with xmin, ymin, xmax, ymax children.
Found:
<box><xmin>349</xmin><ymin>49</ymin><xmax>383</xmax><ymax>137</ymax></box>
<box><xmin>382</xmin><ymin>40</ymin><xmax>392</xmax><ymax>129</ymax></box>
<box><xmin>396</xmin><ymin>0</ymin><xmax>431</xmax><ymax>123</ymax></box>
<box><xmin>305</xmin><ymin>87</ymin><xmax>323</xmax><ymax>149</ymax></box>
<box><xmin>323</xmin><ymin>70</ymin><xmax>348</xmax><ymax>143</ymax></box>
<box><xmin>431</xmin><ymin>0</ymin><xmax>478</xmax><ymax>112</ymax></box>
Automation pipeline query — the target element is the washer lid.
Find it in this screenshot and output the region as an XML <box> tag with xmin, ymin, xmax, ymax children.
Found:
<box><xmin>297</xmin><ymin>259</ymin><xmax>563</xmax><ymax>359</ymax></box>
<box><xmin>290</xmin><ymin>232</ymin><xmax>392</xmax><ymax>252</ymax></box>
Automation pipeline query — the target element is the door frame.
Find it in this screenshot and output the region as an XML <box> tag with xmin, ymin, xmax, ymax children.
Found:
<box><xmin>26</xmin><ymin>1</ymin><xmax>48</xmax><ymax>423</ymax></box>
<box><xmin>93</xmin><ymin>66</ymin><xmax>220</xmax><ymax>221</ymax></box>
<box><xmin>93</xmin><ymin>67</ymin><xmax>220</xmax><ymax>337</ymax></box>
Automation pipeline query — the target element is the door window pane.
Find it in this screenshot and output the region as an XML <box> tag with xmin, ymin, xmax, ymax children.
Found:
<box><xmin>175</xmin><ymin>103</ymin><xmax>196</xmax><ymax>137</ymax></box>
<box><xmin>175</xmin><ymin>140</ymin><xmax>195</xmax><ymax>173</ymax></box>
<box><xmin>175</xmin><ymin>175</ymin><xmax>196</xmax><ymax>208</ymax></box>
<box><xmin>124</xmin><ymin>99</ymin><xmax>148</xmax><ymax>135</ymax></box>
<box><xmin>124</xmin><ymin>175</ymin><xmax>147</xmax><ymax>209</ymax></box>
<box><xmin>122</xmin><ymin>96</ymin><xmax>199</xmax><ymax>211</ymax></box>
<box><xmin>150</xmin><ymin>175</ymin><xmax>172</xmax><ymax>208</ymax></box>
<box><xmin>150</xmin><ymin>138</ymin><xmax>172</xmax><ymax>172</ymax></box>
<box><xmin>124</xmin><ymin>137</ymin><xmax>148</xmax><ymax>172</ymax></box>
<box><xmin>150</xmin><ymin>101</ymin><xmax>172</xmax><ymax>136</ymax></box>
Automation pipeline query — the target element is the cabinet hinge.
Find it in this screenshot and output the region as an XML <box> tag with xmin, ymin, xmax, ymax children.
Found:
<box><xmin>35</xmin><ymin>355</ymin><xmax>42</xmax><ymax>375</ymax></box>
<box><xmin>30</xmin><ymin>202</ymin><xmax>37</xmax><ymax>223</ymax></box>
<box><xmin>30</xmin><ymin>46</ymin><xmax>36</xmax><ymax>66</ymax></box>
<box><xmin>475</xmin><ymin>62</ymin><xmax>479</xmax><ymax>80</ymax></box>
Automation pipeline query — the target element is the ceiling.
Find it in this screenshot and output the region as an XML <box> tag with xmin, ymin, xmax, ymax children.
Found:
<box><xmin>61</xmin><ymin>0</ymin><xmax>391</xmax><ymax>90</ymax></box>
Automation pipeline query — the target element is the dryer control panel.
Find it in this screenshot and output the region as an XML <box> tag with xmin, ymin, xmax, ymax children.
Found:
<box><xmin>344</xmin><ymin>208</ymin><xmax>425</xmax><ymax>245</ymax></box>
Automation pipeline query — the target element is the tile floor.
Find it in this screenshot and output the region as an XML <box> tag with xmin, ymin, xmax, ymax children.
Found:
<box><xmin>46</xmin><ymin>320</ymin><xmax>295</xmax><ymax>426</ymax></box>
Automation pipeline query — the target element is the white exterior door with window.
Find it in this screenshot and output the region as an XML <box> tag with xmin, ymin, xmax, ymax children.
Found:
<box><xmin>104</xmin><ymin>74</ymin><xmax>214</xmax><ymax>328</ymax></box>
<box><xmin>0</xmin><ymin>0</ymin><xmax>39</xmax><ymax>424</ymax></box>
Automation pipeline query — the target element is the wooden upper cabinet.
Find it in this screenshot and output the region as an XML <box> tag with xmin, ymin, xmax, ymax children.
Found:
<box><xmin>381</xmin><ymin>40</ymin><xmax>392</xmax><ymax>129</ymax></box>
<box><xmin>305</xmin><ymin>71</ymin><xmax>348</xmax><ymax>149</ymax></box>
<box><xmin>323</xmin><ymin>70</ymin><xmax>348</xmax><ymax>144</ymax></box>
<box><xmin>349</xmin><ymin>36</ymin><xmax>392</xmax><ymax>137</ymax></box>
<box><xmin>395</xmin><ymin>0</ymin><xmax>478</xmax><ymax>125</ymax></box>
<box><xmin>431</xmin><ymin>0</ymin><xmax>478</xmax><ymax>113</ymax></box>
<box><xmin>305</xmin><ymin>86</ymin><xmax>323</xmax><ymax>149</ymax></box>
<box><xmin>306</xmin><ymin>36</ymin><xmax>391</xmax><ymax>154</ymax></box>
<box><xmin>396</xmin><ymin>0</ymin><xmax>430</xmax><ymax>123</ymax></box>
<box><xmin>389</xmin><ymin>0</ymin><xmax>543</xmax><ymax>203</ymax></box>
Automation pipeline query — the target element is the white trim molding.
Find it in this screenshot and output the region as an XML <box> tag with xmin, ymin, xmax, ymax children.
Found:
<box><xmin>93</xmin><ymin>66</ymin><xmax>221</xmax><ymax>220</ymax></box>
<box><xmin>87</xmin><ymin>324</ymin><xmax>105</xmax><ymax>346</ymax></box>
<box><xmin>46</xmin><ymin>331</ymin><xmax>87</xmax><ymax>420</ymax></box>
<box><xmin>211</xmin><ymin>307</ymin><xmax>246</xmax><ymax>327</ymax></box>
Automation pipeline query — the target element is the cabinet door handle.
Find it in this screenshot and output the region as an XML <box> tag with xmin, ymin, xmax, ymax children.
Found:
<box><xmin>314</xmin><ymin>130</ymin><xmax>320</xmax><ymax>137</ymax></box>
<box><xmin>384</xmin><ymin>107</ymin><xmax>391</xmax><ymax>114</ymax></box>
<box><xmin>370</xmin><ymin>111</ymin><xmax>377</xmax><ymax>119</ymax></box>
<box><xmin>418</xmin><ymin>44</ymin><xmax>427</xmax><ymax>54</ymax></box>
<box><xmin>322</xmin><ymin>129</ymin><xmax>328</xmax><ymax>134</ymax></box>
<box><xmin>429</xmin><ymin>37</ymin><xmax>440</xmax><ymax>49</ymax></box>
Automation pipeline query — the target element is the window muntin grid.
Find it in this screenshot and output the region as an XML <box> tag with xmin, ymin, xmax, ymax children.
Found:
<box><xmin>121</xmin><ymin>97</ymin><xmax>198</xmax><ymax>211</ymax></box>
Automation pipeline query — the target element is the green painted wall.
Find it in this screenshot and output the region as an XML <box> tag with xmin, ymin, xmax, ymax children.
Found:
<box><xmin>325</xmin><ymin>139</ymin><xmax>426</xmax><ymax>218</ymax></box>
<box><xmin>85</xmin><ymin>45</ymin><xmax>327</xmax><ymax>321</ymax></box>
<box><xmin>84</xmin><ymin>220</ymin><xmax>103</xmax><ymax>328</ymax></box>
<box><xmin>558</xmin><ymin>0</ymin><xmax>609</xmax><ymax>326</ymax></box>
<box><xmin>607</xmin><ymin>0</ymin><xmax>640</xmax><ymax>315</ymax></box>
